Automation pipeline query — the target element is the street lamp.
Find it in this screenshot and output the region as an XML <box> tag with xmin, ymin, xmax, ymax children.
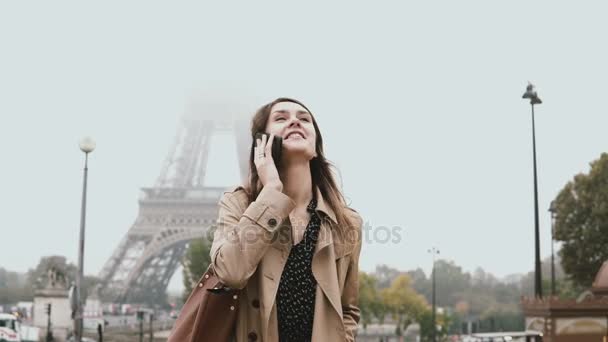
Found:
<box><xmin>548</xmin><ymin>201</ymin><xmax>557</xmax><ymax>297</ymax></box>
<box><xmin>522</xmin><ymin>82</ymin><xmax>543</xmax><ymax>299</ymax></box>
<box><xmin>74</xmin><ymin>137</ymin><xmax>95</xmax><ymax>342</ymax></box>
<box><xmin>428</xmin><ymin>247</ymin><xmax>440</xmax><ymax>342</ymax></box>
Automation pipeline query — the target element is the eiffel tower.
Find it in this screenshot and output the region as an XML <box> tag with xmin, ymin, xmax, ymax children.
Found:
<box><xmin>98</xmin><ymin>102</ymin><xmax>251</xmax><ymax>304</ymax></box>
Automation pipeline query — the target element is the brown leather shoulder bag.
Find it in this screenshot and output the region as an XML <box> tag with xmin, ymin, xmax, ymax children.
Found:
<box><xmin>168</xmin><ymin>265</ymin><xmax>240</xmax><ymax>342</ymax></box>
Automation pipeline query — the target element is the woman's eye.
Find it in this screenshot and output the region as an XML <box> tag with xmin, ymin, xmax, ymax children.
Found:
<box><xmin>276</xmin><ymin>117</ymin><xmax>286</xmax><ymax>121</ymax></box>
<box><xmin>301</xmin><ymin>118</ymin><xmax>310</xmax><ymax>122</ymax></box>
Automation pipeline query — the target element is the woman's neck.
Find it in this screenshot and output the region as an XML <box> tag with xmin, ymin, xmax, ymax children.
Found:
<box><xmin>280</xmin><ymin>160</ymin><xmax>313</xmax><ymax>208</ymax></box>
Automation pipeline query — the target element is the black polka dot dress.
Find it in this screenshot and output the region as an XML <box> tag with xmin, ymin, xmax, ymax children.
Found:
<box><xmin>276</xmin><ymin>196</ymin><xmax>321</xmax><ymax>342</ymax></box>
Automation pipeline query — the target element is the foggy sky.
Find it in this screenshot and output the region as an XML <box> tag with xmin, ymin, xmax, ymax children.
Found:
<box><xmin>1</xmin><ymin>1</ymin><xmax>607</xmax><ymax>292</ymax></box>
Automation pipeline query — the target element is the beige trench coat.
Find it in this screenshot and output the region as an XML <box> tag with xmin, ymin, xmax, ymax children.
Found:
<box><xmin>210</xmin><ymin>185</ymin><xmax>363</xmax><ymax>342</ymax></box>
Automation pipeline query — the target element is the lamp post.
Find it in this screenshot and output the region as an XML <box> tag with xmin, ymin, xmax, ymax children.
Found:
<box><xmin>74</xmin><ymin>137</ymin><xmax>96</xmax><ymax>342</ymax></box>
<box><xmin>428</xmin><ymin>247</ymin><xmax>440</xmax><ymax>342</ymax></box>
<box><xmin>549</xmin><ymin>201</ymin><xmax>557</xmax><ymax>297</ymax></box>
<box><xmin>522</xmin><ymin>82</ymin><xmax>543</xmax><ymax>299</ymax></box>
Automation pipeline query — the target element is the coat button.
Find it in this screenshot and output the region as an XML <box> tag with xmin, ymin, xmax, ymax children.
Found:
<box><xmin>268</xmin><ymin>218</ymin><xmax>278</xmax><ymax>227</ymax></box>
<box><xmin>251</xmin><ymin>299</ymin><xmax>260</xmax><ymax>308</ymax></box>
<box><xmin>248</xmin><ymin>331</ymin><xmax>257</xmax><ymax>341</ymax></box>
<box><xmin>204</xmin><ymin>274</ymin><xmax>210</xmax><ymax>279</ymax></box>
<box><xmin>198</xmin><ymin>283</ymin><xmax>203</xmax><ymax>288</ymax></box>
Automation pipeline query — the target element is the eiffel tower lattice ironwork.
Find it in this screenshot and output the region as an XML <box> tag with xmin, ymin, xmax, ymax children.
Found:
<box><xmin>98</xmin><ymin>110</ymin><xmax>250</xmax><ymax>304</ymax></box>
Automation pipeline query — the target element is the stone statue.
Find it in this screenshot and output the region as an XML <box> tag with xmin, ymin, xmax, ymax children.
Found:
<box><xmin>45</xmin><ymin>266</ymin><xmax>67</xmax><ymax>289</ymax></box>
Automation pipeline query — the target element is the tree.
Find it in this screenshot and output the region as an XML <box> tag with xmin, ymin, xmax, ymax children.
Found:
<box><xmin>358</xmin><ymin>272</ymin><xmax>378</xmax><ymax>329</ymax></box>
<box><xmin>358</xmin><ymin>272</ymin><xmax>388</xmax><ymax>327</ymax></box>
<box><xmin>0</xmin><ymin>268</ymin><xmax>31</xmax><ymax>304</ymax></box>
<box><xmin>478</xmin><ymin>306</ymin><xmax>524</xmax><ymax>332</ymax></box>
<box><xmin>0</xmin><ymin>268</ymin><xmax>29</xmax><ymax>304</ymax></box>
<box><xmin>374</xmin><ymin>264</ymin><xmax>403</xmax><ymax>289</ymax></box>
<box><xmin>418</xmin><ymin>309</ymin><xmax>450</xmax><ymax>342</ymax></box>
<box><xmin>0</xmin><ymin>268</ymin><xmax>25</xmax><ymax>288</ymax></box>
<box><xmin>554</xmin><ymin>153</ymin><xmax>608</xmax><ymax>288</ymax></box>
<box><xmin>407</xmin><ymin>261</ymin><xmax>472</xmax><ymax>308</ymax></box>
<box><xmin>181</xmin><ymin>239</ymin><xmax>212</xmax><ymax>303</ymax></box>
<box><xmin>435</xmin><ymin>261</ymin><xmax>471</xmax><ymax>307</ymax></box>
<box><xmin>381</xmin><ymin>274</ymin><xmax>428</xmax><ymax>336</ymax></box>
<box><xmin>408</xmin><ymin>267</ymin><xmax>430</xmax><ymax>300</ymax></box>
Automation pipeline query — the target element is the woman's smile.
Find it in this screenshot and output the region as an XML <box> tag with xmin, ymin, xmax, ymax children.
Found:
<box><xmin>285</xmin><ymin>133</ymin><xmax>305</xmax><ymax>141</ymax></box>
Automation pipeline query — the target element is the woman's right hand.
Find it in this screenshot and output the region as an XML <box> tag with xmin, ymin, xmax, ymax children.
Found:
<box><xmin>254</xmin><ymin>133</ymin><xmax>283</xmax><ymax>191</ymax></box>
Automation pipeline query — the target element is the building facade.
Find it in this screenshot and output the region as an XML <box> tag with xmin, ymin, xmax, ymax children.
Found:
<box><xmin>522</xmin><ymin>261</ymin><xmax>608</xmax><ymax>342</ymax></box>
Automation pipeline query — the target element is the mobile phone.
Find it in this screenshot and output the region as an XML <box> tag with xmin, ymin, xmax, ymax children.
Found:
<box><xmin>255</xmin><ymin>132</ymin><xmax>282</xmax><ymax>165</ymax></box>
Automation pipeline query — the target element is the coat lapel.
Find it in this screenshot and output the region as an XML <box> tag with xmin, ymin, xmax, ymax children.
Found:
<box><xmin>312</xmin><ymin>222</ymin><xmax>344</xmax><ymax>319</ymax></box>
<box><xmin>312</xmin><ymin>187</ymin><xmax>343</xmax><ymax>319</ymax></box>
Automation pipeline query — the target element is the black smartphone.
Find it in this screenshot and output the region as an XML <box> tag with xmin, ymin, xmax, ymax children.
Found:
<box><xmin>255</xmin><ymin>132</ymin><xmax>283</xmax><ymax>165</ymax></box>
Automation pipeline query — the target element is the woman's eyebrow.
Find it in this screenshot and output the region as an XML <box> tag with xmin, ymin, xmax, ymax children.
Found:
<box><xmin>271</xmin><ymin>109</ymin><xmax>289</xmax><ymax>116</ymax></box>
<box><xmin>270</xmin><ymin>109</ymin><xmax>310</xmax><ymax>117</ymax></box>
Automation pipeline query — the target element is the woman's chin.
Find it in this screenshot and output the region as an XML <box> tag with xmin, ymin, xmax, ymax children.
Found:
<box><xmin>282</xmin><ymin>149</ymin><xmax>316</xmax><ymax>162</ymax></box>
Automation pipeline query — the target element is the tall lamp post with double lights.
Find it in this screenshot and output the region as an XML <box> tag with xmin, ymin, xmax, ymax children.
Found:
<box><xmin>549</xmin><ymin>200</ymin><xmax>557</xmax><ymax>296</ymax></box>
<box><xmin>522</xmin><ymin>82</ymin><xmax>543</xmax><ymax>299</ymax></box>
<box><xmin>428</xmin><ymin>247</ymin><xmax>440</xmax><ymax>342</ymax></box>
<box><xmin>74</xmin><ymin>137</ymin><xmax>95</xmax><ymax>342</ymax></box>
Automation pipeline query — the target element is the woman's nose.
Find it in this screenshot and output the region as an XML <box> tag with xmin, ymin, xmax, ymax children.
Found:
<box><xmin>287</xmin><ymin>117</ymin><xmax>303</xmax><ymax>128</ymax></box>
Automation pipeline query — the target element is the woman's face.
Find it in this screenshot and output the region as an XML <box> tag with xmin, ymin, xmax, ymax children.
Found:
<box><xmin>265</xmin><ymin>101</ymin><xmax>317</xmax><ymax>161</ymax></box>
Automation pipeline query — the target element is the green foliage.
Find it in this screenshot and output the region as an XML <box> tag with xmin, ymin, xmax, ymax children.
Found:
<box><xmin>380</xmin><ymin>274</ymin><xmax>428</xmax><ymax>336</ymax></box>
<box><xmin>0</xmin><ymin>268</ymin><xmax>25</xmax><ymax>288</ymax></box>
<box><xmin>359</xmin><ymin>272</ymin><xmax>389</xmax><ymax>329</ymax></box>
<box><xmin>181</xmin><ymin>239</ymin><xmax>212</xmax><ymax>303</ymax></box>
<box><xmin>553</xmin><ymin>152</ymin><xmax>608</xmax><ymax>289</ymax></box>
<box><xmin>358</xmin><ymin>272</ymin><xmax>382</xmax><ymax>329</ymax></box>
<box><xmin>418</xmin><ymin>309</ymin><xmax>450</xmax><ymax>342</ymax></box>
<box><xmin>0</xmin><ymin>268</ymin><xmax>30</xmax><ymax>304</ymax></box>
<box><xmin>371</xmin><ymin>261</ymin><xmax>540</xmax><ymax>336</ymax></box>
<box><xmin>517</xmin><ymin>255</ymin><xmax>583</xmax><ymax>300</ymax></box>
<box><xmin>0</xmin><ymin>286</ymin><xmax>31</xmax><ymax>304</ymax></box>
<box><xmin>478</xmin><ymin>307</ymin><xmax>524</xmax><ymax>332</ymax></box>
<box><xmin>374</xmin><ymin>264</ymin><xmax>403</xmax><ymax>289</ymax></box>
<box><xmin>434</xmin><ymin>261</ymin><xmax>471</xmax><ymax>307</ymax></box>
<box><xmin>554</xmin><ymin>277</ymin><xmax>585</xmax><ymax>299</ymax></box>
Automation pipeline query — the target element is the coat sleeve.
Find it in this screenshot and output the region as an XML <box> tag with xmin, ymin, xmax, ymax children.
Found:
<box><xmin>341</xmin><ymin>211</ymin><xmax>363</xmax><ymax>342</ymax></box>
<box><xmin>210</xmin><ymin>186</ymin><xmax>296</xmax><ymax>289</ymax></box>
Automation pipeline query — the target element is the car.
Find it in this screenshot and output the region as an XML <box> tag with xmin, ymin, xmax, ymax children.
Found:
<box><xmin>0</xmin><ymin>313</ymin><xmax>22</xmax><ymax>342</ymax></box>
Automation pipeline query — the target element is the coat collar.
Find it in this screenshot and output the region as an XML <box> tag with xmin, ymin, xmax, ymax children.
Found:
<box><xmin>233</xmin><ymin>184</ymin><xmax>338</xmax><ymax>225</ymax></box>
<box><xmin>314</xmin><ymin>186</ymin><xmax>338</xmax><ymax>225</ymax></box>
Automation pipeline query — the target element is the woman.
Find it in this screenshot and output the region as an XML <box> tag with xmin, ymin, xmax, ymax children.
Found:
<box><xmin>210</xmin><ymin>97</ymin><xmax>363</xmax><ymax>342</ymax></box>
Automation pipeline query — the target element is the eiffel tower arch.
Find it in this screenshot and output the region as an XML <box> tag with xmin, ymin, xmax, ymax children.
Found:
<box><xmin>98</xmin><ymin>101</ymin><xmax>252</xmax><ymax>304</ymax></box>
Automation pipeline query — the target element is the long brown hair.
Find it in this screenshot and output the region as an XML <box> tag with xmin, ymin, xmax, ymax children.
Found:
<box><xmin>244</xmin><ymin>97</ymin><xmax>353</xmax><ymax>235</ymax></box>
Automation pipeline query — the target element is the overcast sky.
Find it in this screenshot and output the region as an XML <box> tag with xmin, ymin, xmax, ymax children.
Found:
<box><xmin>1</xmin><ymin>1</ymin><xmax>606</xmax><ymax>292</ymax></box>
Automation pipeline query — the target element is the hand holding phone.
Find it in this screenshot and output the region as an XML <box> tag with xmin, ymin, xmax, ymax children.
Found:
<box><xmin>255</xmin><ymin>132</ymin><xmax>282</xmax><ymax>165</ymax></box>
<box><xmin>253</xmin><ymin>132</ymin><xmax>283</xmax><ymax>190</ymax></box>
